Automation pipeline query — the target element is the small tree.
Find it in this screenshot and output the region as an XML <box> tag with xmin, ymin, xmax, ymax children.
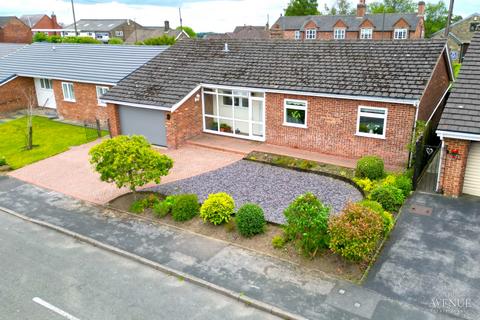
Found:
<box><xmin>285</xmin><ymin>0</ymin><xmax>320</xmax><ymax>16</ymax></box>
<box><xmin>177</xmin><ymin>26</ymin><xmax>196</xmax><ymax>38</ymax></box>
<box><xmin>22</xmin><ymin>87</ymin><xmax>36</xmax><ymax>150</ymax></box>
<box><xmin>89</xmin><ymin>135</ymin><xmax>173</xmax><ymax>197</ymax></box>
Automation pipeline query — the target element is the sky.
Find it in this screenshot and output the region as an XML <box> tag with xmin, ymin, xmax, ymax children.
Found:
<box><xmin>0</xmin><ymin>0</ymin><xmax>477</xmax><ymax>33</ymax></box>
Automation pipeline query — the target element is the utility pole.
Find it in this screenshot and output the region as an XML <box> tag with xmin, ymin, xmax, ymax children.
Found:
<box><xmin>444</xmin><ymin>0</ymin><xmax>454</xmax><ymax>37</ymax></box>
<box><xmin>71</xmin><ymin>0</ymin><xmax>78</xmax><ymax>36</ymax></box>
<box><xmin>179</xmin><ymin>7</ymin><xmax>183</xmax><ymax>29</ymax></box>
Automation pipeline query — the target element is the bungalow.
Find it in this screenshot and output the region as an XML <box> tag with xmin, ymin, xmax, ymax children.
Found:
<box><xmin>20</xmin><ymin>13</ymin><xmax>62</xmax><ymax>36</ymax></box>
<box><xmin>102</xmin><ymin>39</ymin><xmax>453</xmax><ymax>167</ymax></box>
<box><xmin>436</xmin><ymin>31</ymin><xmax>480</xmax><ymax>197</ymax></box>
<box><xmin>64</xmin><ymin>19</ymin><xmax>142</xmax><ymax>43</ymax></box>
<box><xmin>0</xmin><ymin>43</ymin><xmax>165</xmax><ymax>121</ymax></box>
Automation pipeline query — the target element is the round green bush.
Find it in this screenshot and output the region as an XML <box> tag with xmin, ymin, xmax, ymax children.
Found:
<box><xmin>200</xmin><ymin>192</ymin><xmax>235</xmax><ymax>225</ymax></box>
<box><xmin>172</xmin><ymin>194</ymin><xmax>199</xmax><ymax>221</ymax></box>
<box><xmin>235</xmin><ymin>203</ymin><xmax>266</xmax><ymax>238</ymax></box>
<box><xmin>358</xmin><ymin>200</ymin><xmax>395</xmax><ymax>235</ymax></box>
<box><xmin>328</xmin><ymin>203</ymin><xmax>384</xmax><ymax>262</ymax></box>
<box><xmin>0</xmin><ymin>156</ymin><xmax>7</xmax><ymax>166</ymax></box>
<box><xmin>356</xmin><ymin>156</ymin><xmax>385</xmax><ymax>180</ymax></box>
<box><xmin>394</xmin><ymin>175</ymin><xmax>413</xmax><ymax>197</ymax></box>
<box><xmin>370</xmin><ymin>185</ymin><xmax>405</xmax><ymax>212</ymax></box>
<box><xmin>358</xmin><ymin>200</ymin><xmax>383</xmax><ymax>214</ymax></box>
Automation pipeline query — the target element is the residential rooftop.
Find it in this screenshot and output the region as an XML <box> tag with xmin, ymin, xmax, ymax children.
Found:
<box><xmin>0</xmin><ymin>42</ymin><xmax>166</xmax><ymax>85</ymax></box>
<box><xmin>438</xmin><ymin>32</ymin><xmax>480</xmax><ymax>136</ymax></box>
<box><xmin>64</xmin><ymin>19</ymin><xmax>134</xmax><ymax>32</ymax></box>
<box><xmin>0</xmin><ymin>43</ymin><xmax>27</xmax><ymax>59</ymax></box>
<box><xmin>104</xmin><ymin>38</ymin><xmax>447</xmax><ymax>108</ymax></box>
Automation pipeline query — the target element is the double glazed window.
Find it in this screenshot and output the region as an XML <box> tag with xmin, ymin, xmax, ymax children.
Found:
<box><xmin>305</xmin><ymin>29</ymin><xmax>316</xmax><ymax>40</ymax></box>
<box><xmin>356</xmin><ymin>106</ymin><xmax>387</xmax><ymax>138</ymax></box>
<box><xmin>294</xmin><ymin>30</ymin><xmax>301</xmax><ymax>40</ymax></box>
<box><xmin>39</xmin><ymin>78</ymin><xmax>52</xmax><ymax>89</ymax></box>
<box><xmin>96</xmin><ymin>86</ymin><xmax>109</xmax><ymax>106</ymax></box>
<box><xmin>333</xmin><ymin>28</ymin><xmax>346</xmax><ymax>40</ymax></box>
<box><xmin>115</xmin><ymin>30</ymin><xmax>124</xmax><ymax>37</ymax></box>
<box><xmin>61</xmin><ymin>82</ymin><xmax>75</xmax><ymax>102</ymax></box>
<box><xmin>360</xmin><ymin>28</ymin><xmax>373</xmax><ymax>39</ymax></box>
<box><xmin>394</xmin><ymin>28</ymin><xmax>408</xmax><ymax>39</ymax></box>
<box><xmin>284</xmin><ymin>99</ymin><xmax>307</xmax><ymax>128</ymax></box>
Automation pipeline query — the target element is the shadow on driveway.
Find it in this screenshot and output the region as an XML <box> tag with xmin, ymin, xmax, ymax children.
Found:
<box><xmin>365</xmin><ymin>192</ymin><xmax>480</xmax><ymax>320</ymax></box>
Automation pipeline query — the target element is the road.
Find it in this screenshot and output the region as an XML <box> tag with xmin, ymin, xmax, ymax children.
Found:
<box><xmin>0</xmin><ymin>211</ymin><xmax>278</xmax><ymax>320</ymax></box>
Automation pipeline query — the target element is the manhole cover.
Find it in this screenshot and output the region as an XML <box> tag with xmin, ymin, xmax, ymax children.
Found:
<box><xmin>409</xmin><ymin>204</ymin><xmax>432</xmax><ymax>216</ymax></box>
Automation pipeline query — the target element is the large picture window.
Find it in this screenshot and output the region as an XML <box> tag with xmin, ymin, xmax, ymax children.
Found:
<box><xmin>284</xmin><ymin>99</ymin><xmax>307</xmax><ymax>128</ymax></box>
<box><xmin>356</xmin><ymin>106</ymin><xmax>387</xmax><ymax>138</ymax></box>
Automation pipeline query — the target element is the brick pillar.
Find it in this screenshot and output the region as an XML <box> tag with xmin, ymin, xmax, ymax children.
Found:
<box><xmin>106</xmin><ymin>103</ymin><xmax>121</xmax><ymax>136</ymax></box>
<box><xmin>440</xmin><ymin>138</ymin><xmax>470</xmax><ymax>197</ymax></box>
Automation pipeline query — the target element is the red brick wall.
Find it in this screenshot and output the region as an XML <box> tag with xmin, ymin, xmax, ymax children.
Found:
<box><xmin>33</xmin><ymin>15</ymin><xmax>62</xmax><ymax>35</ymax></box>
<box><xmin>0</xmin><ymin>18</ymin><xmax>32</xmax><ymax>43</ymax></box>
<box><xmin>52</xmin><ymin>80</ymin><xmax>110</xmax><ymax>123</ymax></box>
<box><xmin>166</xmin><ymin>89</ymin><xmax>203</xmax><ymax>148</ymax></box>
<box><xmin>106</xmin><ymin>103</ymin><xmax>120</xmax><ymax>135</ymax></box>
<box><xmin>417</xmin><ymin>51</ymin><xmax>450</xmax><ymax>121</ymax></box>
<box><xmin>0</xmin><ymin>77</ymin><xmax>37</xmax><ymax>112</ymax></box>
<box><xmin>265</xmin><ymin>93</ymin><xmax>416</xmax><ymax>167</ymax></box>
<box><xmin>439</xmin><ymin>138</ymin><xmax>470</xmax><ymax>197</ymax></box>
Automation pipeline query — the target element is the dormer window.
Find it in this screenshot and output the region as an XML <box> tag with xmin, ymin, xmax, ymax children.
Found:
<box><xmin>333</xmin><ymin>28</ymin><xmax>346</xmax><ymax>40</ymax></box>
<box><xmin>294</xmin><ymin>30</ymin><xmax>301</xmax><ymax>40</ymax></box>
<box><xmin>305</xmin><ymin>29</ymin><xmax>316</xmax><ymax>40</ymax></box>
<box><xmin>394</xmin><ymin>28</ymin><xmax>408</xmax><ymax>39</ymax></box>
<box><xmin>360</xmin><ymin>28</ymin><xmax>373</xmax><ymax>39</ymax></box>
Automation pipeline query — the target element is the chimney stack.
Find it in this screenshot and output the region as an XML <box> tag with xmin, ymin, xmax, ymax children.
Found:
<box><xmin>51</xmin><ymin>12</ymin><xmax>57</xmax><ymax>26</ymax></box>
<box><xmin>418</xmin><ymin>1</ymin><xmax>425</xmax><ymax>16</ymax></box>
<box><xmin>164</xmin><ymin>20</ymin><xmax>170</xmax><ymax>31</ymax></box>
<box><xmin>357</xmin><ymin>0</ymin><xmax>366</xmax><ymax>18</ymax></box>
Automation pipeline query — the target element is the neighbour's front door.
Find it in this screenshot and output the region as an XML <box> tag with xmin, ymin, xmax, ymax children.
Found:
<box><xmin>34</xmin><ymin>78</ymin><xmax>56</xmax><ymax>109</ymax></box>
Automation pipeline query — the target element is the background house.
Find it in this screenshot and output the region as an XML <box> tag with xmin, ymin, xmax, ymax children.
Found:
<box><xmin>270</xmin><ymin>0</ymin><xmax>425</xmax><ymax>40</ymax></box>
<box><xmin>205</xmin><ymin>25</ymin><xmax>270</xmax><ymax>40</ymax></box>
<box><xmin>20</xmin><ymin>13</ymin><xmax>62</xmax><ymax>36</ymax></box>
<box><xmin>102</xmin><ymin>39</ymin><xmax>451</xmax><ymax>168</ymax></box>
<box><xmin>0</xmin><ymin>16</ymin><xmax>32</xmax><ymax>43</ymax></box>
<box><xmin>124</xmin><ymin>21</ymin><xmax>188</xmax><ymax>44</ymax></box>
<box><xmin>0</xmin><ymin>43</ymin><xmax>166</xmax><ymax>122</ymax></box>
<box><xmin>431</xmin><ymin>13</ymin><xmax>480</xmax><ymax>62</ymax></box>
<box><xmin>64</xmin><ymin>19</ymin><xmax>142</xmax><ymax>43</ymax></box>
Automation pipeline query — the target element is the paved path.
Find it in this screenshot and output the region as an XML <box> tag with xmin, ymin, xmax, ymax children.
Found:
<box><xmin>0</xmin><ymin>211</ymin><xmax>277</xmax><ymax>320</ymax></box>
<box><xmin>0</xmin><ymin>177</ymin><xmax>455</xmax><ymax>320</ymax></box>
<box><xmin>8</xmin><ymin>140</ymin><xmax>242</xmax><ymax>204</ymax></box>
<box><xmin>365</xmin><ymin>192</ymin><xmax>480</xmax><ymax>320</ymax></box>
<box><xmin>150</xmin><ymin>160</ymin><xmax>362</xmax><ymax>224</ymax></box>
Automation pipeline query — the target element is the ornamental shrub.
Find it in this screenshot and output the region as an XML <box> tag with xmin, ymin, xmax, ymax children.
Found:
<box><xmin>358</xmin><ymin>200</ymin><xmax>395</xmax><ymax>236</ymax></box>
<box><xmin>393</xmin><ymin>175</ymin><xmax>413</xmax><ymax>197</ymax></box>
<box><xmin>108</xmin><ymin>37</ymin><xmax>124</xmax><ymax>44</ymax></box>
<box><xmin>130</xmin><ymin>199</ymin><xmax>146</xmax><ymax>213</ymax></box>
<box><xmin>370</xmin><ymin>185</ymin><xmax>405</xmax><ymax>212</ymax></box>
<box><xmin>272</xmin><ymin>235</ymin><xmax>285</xmax><ymax>249</ymax></box>
<box><xmin>283</xmin><ymin>193</ymin><xmax>330</xmax><ymax>258</ymax></box>
<box><xmin>171</xmin><ymin>194</ymin><xmax>199</xmax><ymax>222</ymax></box>
<box><xmin>0</xmin><ymin>156</ymin><xmax>6</xmax><ymax>166</ymax></box>
<box><xmin>353</xmin><ymin>177</ymin><xmax>375</xmax><ymax>192</ymax></box>
<box><xmin>153</xmin><ymin>195</ymin><xmax>176</xmax><ymax>218</ymax></box>
<box><xmin>356</xmin><ymin>156</ymin><xmax>385</xmax><ymax>180</ymax></box>
<box><xmin>236</xmin><ymin>203</ymin><xmax>266</xmax><ymax>238</ymax></box>
<box><xmin>200</xmin><ymin>192</ymin><xmax>235</xmax><ymax>225</ymax></box>
<box><xmin>328</xmin><ymin>203</ymin><xmax>384</xmax><ymax>262</ymax></box>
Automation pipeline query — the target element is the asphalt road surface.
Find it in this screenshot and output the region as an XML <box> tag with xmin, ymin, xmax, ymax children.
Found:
<box><xmin>0</xmin><ymin>211</ymin><xmax>278</xmax><ymax>320</ymax></box>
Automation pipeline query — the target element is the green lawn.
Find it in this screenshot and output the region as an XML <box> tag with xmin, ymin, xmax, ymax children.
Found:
<box><xmin>0</xmin><ymin>116</ymin><xmax>106</xmax><ymax>169</ymax></box>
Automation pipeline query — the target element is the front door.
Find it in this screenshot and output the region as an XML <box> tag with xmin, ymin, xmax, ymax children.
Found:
<box><xmin>34</xmin><ymin>78</ymin><xmax>56</xmax><ymax>109</ymax></box>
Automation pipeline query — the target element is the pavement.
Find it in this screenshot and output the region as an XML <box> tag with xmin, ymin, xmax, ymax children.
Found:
<box><xmin>365</xmin><ymin>192</ymin><xmax>480</xmax><ymax>320</ymax></box>
<box><xmin>8</xmin><ymin>140</ymin><xmax>243</xmax><ymax>204</ymax></box>
<box><xmin>0</xmin><ymin>211</ymin><xmax>278</xmax><ymax>320</ymax></box>
<box><xmin>0</xmin><ymin>176</ymin><xmax>456</xmax><ymax>320</ymax></box>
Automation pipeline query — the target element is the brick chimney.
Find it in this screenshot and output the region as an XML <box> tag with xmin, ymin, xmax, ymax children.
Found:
<box><xmin>51</xmin><ymin>12</ymin><xmax>57</xmax><ymax>27</ymax></box>
<box><xmin>357</xmin><ymin>0</ymin><xmax>366</xmax><ymax>18</ymax></box>
<box><xmin>164</xmin><ymin>20</ymin><xmax>170</xmax><ymax>31</ymax></box>
<box><xmin>418</xmin><ymin>1</ymin><xmax>425</xmax><ymax>16</ymax></box>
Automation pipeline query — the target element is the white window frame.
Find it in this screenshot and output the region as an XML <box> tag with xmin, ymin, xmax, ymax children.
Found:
<box><xmin>115</xmin><ymin>30</ymin><xmax>123</xmax><ymax>37</ymax></box>
<box><xmin>294</xmin><ymin>30</ymin><xmax>301</xmax><ymax>40</ymax></box>
<box><xmin>360</xmin><ymin>28</ymin><xmax>373</xmax><ymax>39</ymax></box>
<box><xmin>333</xmin><ymin>28</ymin><xmax>346</xmax><ymax>40</ymax></box>
<box><xmin>283</xmin><ymin>99</ymin><xmax>308</xmax><ymax>128</ymax></box>
<box><xmin>61</xmin><ymin>82</ymin><xmax>75</xmax><ymax>102</ymax></box>
<box><xmin>394</xmin><ymin>28</ymin><xmax>408</xmax><ymax>40</ymax></box>
<box><xmin>305</xmin><ymin>29</ymin><xmax>316</xmax><ymax>40</ymax></box>
<box><xmin>356</xmin><ymin>106</ymin><xmax>388</xmax><ymax>139</ymax></box>
<box><xmin>96</xmin><ymin>86</ymin><xmax>109</xmax><ymax>106</ymax></box>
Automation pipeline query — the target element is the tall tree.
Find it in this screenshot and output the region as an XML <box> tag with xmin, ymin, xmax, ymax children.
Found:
<box><xmin>285</xmin><ymin>0</ymin><xmax>320</xmax><ymax>16</ymax></box>
<box><xmin>325</xmin><ymin>0</ymin><xmax>355</xmax><ymax>15</ymax></box>
<box><xmin>424</xmin><ymin>1</ymin><xmax>462</xmax><ymax>37</ymax></box>
<box><xmin>177</xmin><ymin>26</ymin><xmax>196</xmax><ymax>38</ymax></box>
<box><xmin>368</xmin><ymin>0</ymin><xmax>416</xmax><ymax>13</ymax></box>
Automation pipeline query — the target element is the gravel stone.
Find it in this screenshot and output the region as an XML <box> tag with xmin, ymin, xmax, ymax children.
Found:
<box><xmin>149</xmin><ymin>160</ymin><xmax>363</xmax><ymax>224</ymax></box>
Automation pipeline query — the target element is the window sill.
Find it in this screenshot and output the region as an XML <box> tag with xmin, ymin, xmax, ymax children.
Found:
<box><xmin>63</xmin><ymin>99</ymin><xmax>76</xmax><ymax>103</ymax></box>
<box><xmin>283</xmin><ymin>122</ymin><xmax>307</xmax><ymax>129</ymax></box>
<box><xmin>355</xmin><ymin>132</ymin><xmax>386</xmax><ymax>140</ymax></box>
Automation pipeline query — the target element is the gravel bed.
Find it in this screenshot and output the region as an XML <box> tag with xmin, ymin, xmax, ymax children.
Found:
<box><xmin>149</xmin><ymin>160</ymin><xmax>363</xmax><ymax>224</ymax></box>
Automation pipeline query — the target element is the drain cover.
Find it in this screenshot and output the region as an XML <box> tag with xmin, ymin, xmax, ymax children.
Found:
<box><xmin>409</xmin><ymin>204</ymin><xmax>432</xmax><ymax>216</ymax></box>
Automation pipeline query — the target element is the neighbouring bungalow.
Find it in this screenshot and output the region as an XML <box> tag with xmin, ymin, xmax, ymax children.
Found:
<box><xmin>436</xmin><ymin>32</ymin><xmax>480</xmax><ymax>197</ymax></box>
<box><xmin>0</xmin><ymin>42</ymin><xmax>166</xmax><ymax>122</ymax></box>
<box><xmin>102</xmin><ymin>39</ymin><xmax>453</xmax><ymax>168</ymax></box>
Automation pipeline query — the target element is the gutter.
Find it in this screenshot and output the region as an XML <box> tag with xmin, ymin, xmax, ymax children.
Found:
<box><xmin>436</xmin><ymin>130</ymin><xmax>480</xmax><ymax>141</ymax></box>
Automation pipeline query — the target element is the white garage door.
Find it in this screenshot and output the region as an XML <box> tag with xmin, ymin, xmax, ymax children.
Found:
<box><xmin>463</xmin><ymin>142</ymin><xmax>480</xmax><ymax>197</ymax></box>
<box><xmin>119</xmin><ymin>105</ymin><xmax>167</xmax><ymax>146</ymax></box>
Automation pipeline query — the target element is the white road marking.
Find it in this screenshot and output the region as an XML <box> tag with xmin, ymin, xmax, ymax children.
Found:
<box><xmin>32</xmin><ymin>297</ymin><xmax>81</xmax><ymax>320</ymax></box>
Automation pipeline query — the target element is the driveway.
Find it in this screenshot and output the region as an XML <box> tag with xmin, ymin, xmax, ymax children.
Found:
<box><xmin>8</xmin><ymin>139</ymin><xmax>243</xmax><ymax>204</ymax></box>
<box><xmin>365</xmin><ymin>192</ymin><xmax>480</xmax><ymax>320</ymax></box>
<box><xmin>150</xmin><ymin>160</ymin><xmax>363</xmax><ymax>224</ymax></box>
